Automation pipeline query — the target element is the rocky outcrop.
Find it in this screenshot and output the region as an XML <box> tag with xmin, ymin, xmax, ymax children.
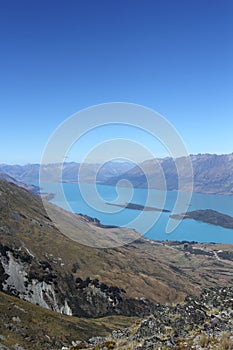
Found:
<box><xmin>69</xmin><ymin>277</ymin><xmax>153</xmax><ymax>318</ymax></box>
<box><xmin>0</xmin><ymin>244</ymin><xmax>72</xmax><ymax>315</ymax></box>
<box><xmin>64</xmin><ymin>287</ymin><xmax>233</xmax><ymax>349</ymax></box>
<box><xmin>0</xmin><ymin>243</ymin><xmax>155</xmax><ymax>318</ymax></box>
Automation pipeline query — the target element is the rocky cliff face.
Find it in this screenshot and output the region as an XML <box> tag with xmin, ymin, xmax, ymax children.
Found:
<box><xmin>0</xmin><ymin>241</ymin><xmax>155</xmax><ymax>318</ymax></box>
<box><xmin>0</xmin><ymin>244</ymin><xmax>72</xmax><ymax>315</ymax></box>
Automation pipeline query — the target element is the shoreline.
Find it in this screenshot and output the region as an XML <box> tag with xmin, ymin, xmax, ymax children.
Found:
<box><xmin>35</xmin><ymin>183</ymin><xmax>233</xmax><ymax>245</ymax></box>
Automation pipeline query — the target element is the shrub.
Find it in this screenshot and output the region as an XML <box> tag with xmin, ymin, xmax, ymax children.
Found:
<box><xmin>217</xmin><ymin>332</ymin><xmax>233</xmax><ymax>350</ymax></box>
<box><xmin>199</xmin><ymin>333</ymin><xmax>211</xmax><ymax>347</ymax></box>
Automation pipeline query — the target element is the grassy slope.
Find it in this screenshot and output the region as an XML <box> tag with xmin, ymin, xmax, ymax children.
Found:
<box><xmin>0</xmin><ymin>291</ymin><xmax>138</xmax><ymax>350</ymax></box>
<box><xmin>0</xmin><ymin>179</ymin><xmax>192</xmax><ymax>304</ymax></box>
<box><xmin>1</xmin><ymin>179</ymin><xmax>233</xmax><ymax>306</ymax></box>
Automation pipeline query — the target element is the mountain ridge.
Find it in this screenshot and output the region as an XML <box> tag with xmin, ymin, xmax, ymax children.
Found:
<box><xmin>1</xmin><ymin>152</ymin><xmax>233</xmax><ymax>194</ymax></box>
<box><xmin>104</xmin><ymin>153</ymin><xmax>233</xmax><ymax>195</ymax></box>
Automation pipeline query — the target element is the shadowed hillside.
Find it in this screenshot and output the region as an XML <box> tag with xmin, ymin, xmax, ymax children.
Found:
<box><xmin>0</xmin><ymin>291</ymin><xmax>138</xmax><ymax>350</ymax></box>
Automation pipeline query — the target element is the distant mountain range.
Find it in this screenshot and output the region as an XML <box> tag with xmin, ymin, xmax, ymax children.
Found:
<box><xmin>0</xmin><ymin>161</ymin><xmax>134</xmax><ymax>183</ymax></box>
<box><xmin>1</xmin><ymin>153</ymin><xmax>233</xmax><ymax>194</ymax></box>
<box><xmin>104</xmin><ymin>153</ymin><xmax>233</xmax><ymax>195</ymax></box>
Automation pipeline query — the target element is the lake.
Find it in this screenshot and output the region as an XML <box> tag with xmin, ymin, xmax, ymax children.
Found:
<box><xmin>39</xmin><ymin>182</ymin><xmax>233</xmax><ymax>244</ymax></box>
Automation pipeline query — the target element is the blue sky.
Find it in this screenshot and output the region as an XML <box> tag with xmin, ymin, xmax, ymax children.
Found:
<box><xmin>0</xmin><ymin>0</ymin><xmax>232</xmax><ymax>164</ymax></box>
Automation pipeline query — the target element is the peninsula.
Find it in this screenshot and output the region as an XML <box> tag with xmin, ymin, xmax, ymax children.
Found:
<box><xmin>170</xmin><ymin>209</ymin><xmax>233</xmax><ymax>229</ymax></box>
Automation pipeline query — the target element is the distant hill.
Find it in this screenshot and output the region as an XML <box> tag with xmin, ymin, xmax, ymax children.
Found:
<box><xmin>1</xmin><ymin>153</ymin><xmax>233</xmax><ymax>194</ymax></box>
<box><xmin>104</xmin><ymin>153</ymin><xmax>233</xmax><ymax>195</ymax></box>
<box><xmin>0</xmin><ymin>161</ymin><xmax>133</xmax><ymax>183</ymax></box>
<box><xmin>0</xmin><ymin>172</ymin><xmax>40</xmax><ymax>193</ymax></box>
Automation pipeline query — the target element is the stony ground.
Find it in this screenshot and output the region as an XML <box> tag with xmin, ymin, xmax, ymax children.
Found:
<box><xmin>63</xmin><ymin>287</ymin><xmax>233</xmax><ymax>350</ymax></box>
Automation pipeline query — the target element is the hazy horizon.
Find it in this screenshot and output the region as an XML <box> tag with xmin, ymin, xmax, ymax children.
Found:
<box><xmin>1</xmin><ymin>151</ymin><xmax>233</xmax><ymax>167</ymax></box>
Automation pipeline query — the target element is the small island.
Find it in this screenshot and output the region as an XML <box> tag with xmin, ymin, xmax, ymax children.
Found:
<box><xmin>170</xmin><ymin>209</ymin><xmax>233</xmax><ymax>229</ymax></box>
<box><xmin>106</xmin><ymin>202</ymin><xmax>170</xmax><ymax>213</ymax></box>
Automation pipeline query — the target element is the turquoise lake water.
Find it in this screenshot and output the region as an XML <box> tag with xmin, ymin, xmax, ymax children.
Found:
<box><xmin>39</xmin><ymin>183</ymin><xmax>233</xmax><ymax>244</ymax></box>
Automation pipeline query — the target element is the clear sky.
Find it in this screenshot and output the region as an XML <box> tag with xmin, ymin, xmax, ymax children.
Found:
<box><xmin>0</xmin><ymin>0</ymin><xmax>232</xmax><ymax>164</ymax></box>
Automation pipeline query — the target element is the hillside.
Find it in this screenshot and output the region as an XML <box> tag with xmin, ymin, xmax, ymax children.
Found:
<box><xmin>0</xmin><ymin>291</ymin><xmax>137</xmax><ymax>350</ymax></box>
<box><xmin>0</xmin><ymin>179</ymin><xmax>194</xmax><ymax>315</ymax></box>
<box><xmin>0</xmin><ymin>172</ymin><xmax>40</xmax><ymax>194</ymax></box>
<box><xmin>1</xmin><ymin>179</ymin><xmax>233</xmax><ymax>312</ymax></box>
<box><xmin>64</xmin><ymin>287</ymin><xmax>233</xmax><ymax>350</ymax></box>
<box><xmin>1</xmin><ymin>180</ymin><xmax>233</xmax><ymax>348</ymax></box>
<box><xmin>104</xmin><ymin>153</ymin><xmax>233</xmax><ymax>195</ymax></box>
